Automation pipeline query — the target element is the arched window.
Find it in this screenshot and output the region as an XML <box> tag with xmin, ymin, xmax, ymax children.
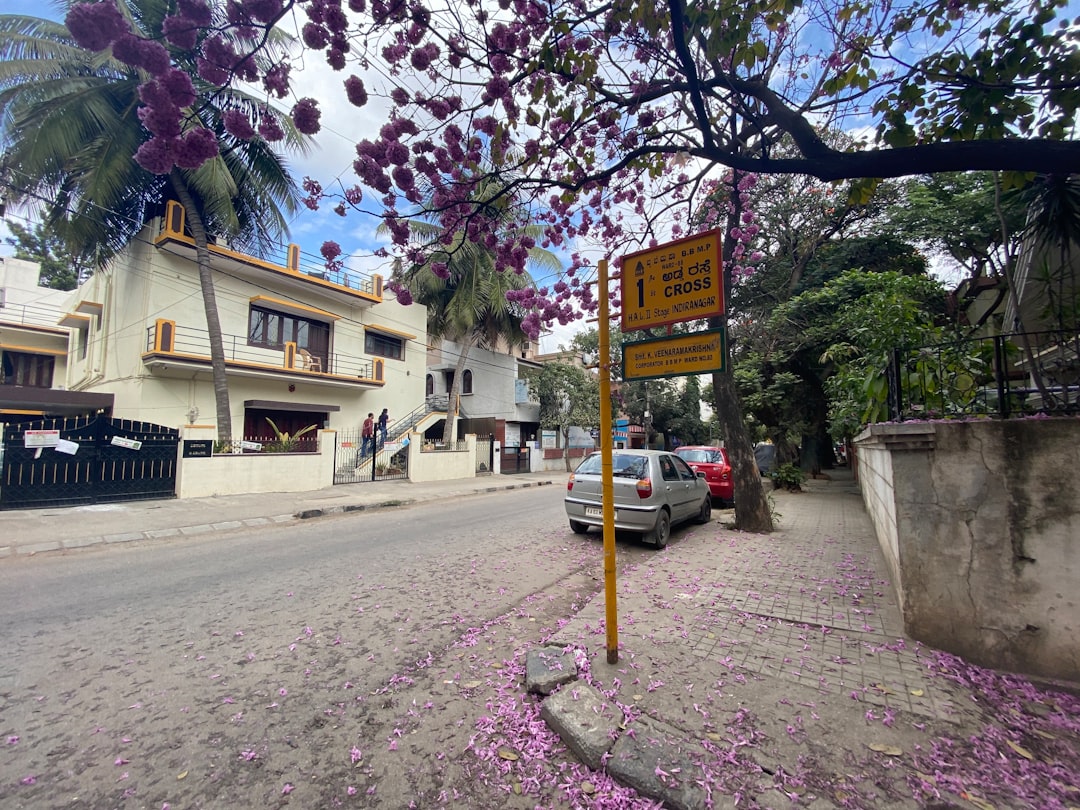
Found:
<box><xmin>462</xmin><ymin>369</ymin><xmax>473</xmax><ymax>395</ymax></box>
<box><xmin>425</xmin><ymin>373</ymin><xmax>434</xmax><ymax>396</ymax></box>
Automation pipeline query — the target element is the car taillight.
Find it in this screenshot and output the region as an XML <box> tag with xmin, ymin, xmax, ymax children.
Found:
<box><xmin>567</xmin><ymin>474</ymin><xmax>575</xmax><ymax>492</ymax></box>
<box><xmin>720</xmin><ymin>470</ymin><xmax>730</xmax><ymax>480</ymax></box>
<box><xmin>636</xmin><ymin>478</ymin><xmax>652</xmax><ymax>498</ymax></box>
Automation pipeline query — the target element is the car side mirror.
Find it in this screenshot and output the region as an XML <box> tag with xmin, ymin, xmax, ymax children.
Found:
<box><xmin>697</xmin><ymin>471</ymin><xmax>707</xmax><ymax>479</ymax></box>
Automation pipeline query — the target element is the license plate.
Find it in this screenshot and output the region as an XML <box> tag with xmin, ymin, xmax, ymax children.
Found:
<box><xmin>584</xmin><ymin>507</ymin><xmax>603</xmax><ymax>518</ymax></box>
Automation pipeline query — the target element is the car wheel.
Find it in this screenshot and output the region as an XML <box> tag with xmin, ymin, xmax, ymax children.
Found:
<box><xmin>569</xmin><ymin>520</ymin><xmax>589</xmax><ymax>535</ymax></box>
<box><xmin>645</xmin><ymin>509</ymin><xmax>671</xmax><ymax>548</ymax></box>
<box><xmin>696</xmin><ymin>497</ymin><xmax>712</xmax><ymax>524</ymax></box>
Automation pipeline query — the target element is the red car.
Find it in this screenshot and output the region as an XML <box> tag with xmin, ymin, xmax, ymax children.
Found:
<box><xmin>674</xmin><ymin>446</ymin><xmax>734</xmax><ymax>507</ymax></box>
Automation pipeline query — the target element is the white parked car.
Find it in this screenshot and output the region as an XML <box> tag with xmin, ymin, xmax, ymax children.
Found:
<box><xmin>564</xmin><ymin>449</ymin><xmax>712</xmax><ymax>548</ymax></box>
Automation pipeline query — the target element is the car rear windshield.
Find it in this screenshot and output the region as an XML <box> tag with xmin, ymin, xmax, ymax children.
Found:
<box><xmin>677</xmin><ymin>449</ymin><xmax>721</xmax><ymax>463</ymax></box>
<box><xmin>576</xmin><ymin>453</ymin><xmax>649</xmax><ymax>478</ymax></box>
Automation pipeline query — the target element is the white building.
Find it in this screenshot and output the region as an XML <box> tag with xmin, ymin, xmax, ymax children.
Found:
<box><xmin>60</xmin><ymin>201</ymin><xmax>427</xmax><ymax>441</ymax></box>
<box><xmin>0</xmin><ymin>256</ymin><xmax>114</xmax><ymax>417</ymax></box>
<box><xmin>425</xmin><ymin>337</ymin><xmax>541</xmax><ymax>447</ymax></box>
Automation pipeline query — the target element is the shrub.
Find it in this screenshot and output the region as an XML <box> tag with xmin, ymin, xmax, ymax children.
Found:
<box><xmin>771</xmin><ymin>463</ymin><xmax>806</xmax><ymax>492</ymax></box>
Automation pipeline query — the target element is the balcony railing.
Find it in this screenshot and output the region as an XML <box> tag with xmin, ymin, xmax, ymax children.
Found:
<box><xmin>155</xmin><ymin>200</ymin><xmax>381</xmax><ymax>298</ymax></box>
<box><xmin>145</xmin><ymin>322</ymin><xmax>378</xmax><ymax>380</ymax></box>
<box><xmin>0</xmin><ymin>300</ymin><xmax>68</xmax><ymax>329</ymax></box>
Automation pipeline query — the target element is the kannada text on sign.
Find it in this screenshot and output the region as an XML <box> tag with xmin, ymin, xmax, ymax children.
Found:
<box><xmin>620</xmin><ymin>229</ymin><xmax>724</xmax><ymax>332</ymax></box>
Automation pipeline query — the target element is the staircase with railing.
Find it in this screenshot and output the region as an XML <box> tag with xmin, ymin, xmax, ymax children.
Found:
<box><xmin>385</xmin><ymin>394</ymin><xmax>450</xmax><ymax>443</ymax></box>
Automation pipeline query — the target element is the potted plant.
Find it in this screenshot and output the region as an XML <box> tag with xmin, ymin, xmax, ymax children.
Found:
<box><xmin>264</xmin><ymin>418</ymin><xmax>318</xmax><ymax>453</ymax></box>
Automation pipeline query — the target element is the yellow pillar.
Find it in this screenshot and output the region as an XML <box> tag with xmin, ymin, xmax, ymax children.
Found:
<box><xmin>598</xmin><ymin>258</ymin><xmax>618</xmax><ymax>664</ymax></box>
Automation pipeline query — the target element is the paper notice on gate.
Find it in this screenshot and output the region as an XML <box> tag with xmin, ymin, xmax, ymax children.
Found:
<box><xmin>54</xmin><ymin>439</ymin><xmax>79</xmax><ymax>455</ymax></box>
<box><xmin>110</xmin><ymin>436</ymin><xmax>142</xmax><ymax>450</ymax></box>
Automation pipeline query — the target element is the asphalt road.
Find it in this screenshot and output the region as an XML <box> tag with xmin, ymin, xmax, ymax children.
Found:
<box><xmin>0</xmin><ymin>485</ymin><xmax>648</xmax><ymax>809</ymax></box>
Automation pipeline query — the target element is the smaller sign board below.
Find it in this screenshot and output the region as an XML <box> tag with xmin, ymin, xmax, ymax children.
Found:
<box><xmin>623</xmin><ymin>329</ymin><xmax>727</xmax><ymax>382</ymax></box>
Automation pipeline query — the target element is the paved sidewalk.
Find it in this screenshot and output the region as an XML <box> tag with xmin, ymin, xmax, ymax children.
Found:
<box><xmin>0</xmin><ymin>471</ymin><xmax>560</xmax><ymax>558</ymax></box>
<box><xmin>533</xmin><ymin>472</ymin><xmax>1080</xmax><ymax>808</ymax></box>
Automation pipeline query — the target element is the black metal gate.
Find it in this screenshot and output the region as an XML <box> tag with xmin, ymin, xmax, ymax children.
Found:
<box><xmin>334</xmin><ymin>428</ymin><xmax>410</xmax><ymax>484</ymax></box>
<box><xmin>475</xmin><ymin>434</ymin><xmax>494</xmax><ymax>475</ymax></box>
<box><xmin>0</xmin><ymin>416</ymin><xmax>179</xmax><ymax>510</ymax></box>
<box><xmin>500</xmin><ymin>445</ymin><xmax>531</xmax><ymax>474</ymax></box>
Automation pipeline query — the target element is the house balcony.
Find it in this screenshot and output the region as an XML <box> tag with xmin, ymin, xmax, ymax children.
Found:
<box><xmin>153</xmin><ymin>201</ymin><xmax>384</xmax><ymax>307</ymax></box>
<box><xmin>143</xmin><ymin>321</ymin><xmax>385</xmax><ymax>388</ymax></box>
<box><xmin>1</xmin><ymin>300</ymin><xmax>71</xmax><ymax>333</ymax></box>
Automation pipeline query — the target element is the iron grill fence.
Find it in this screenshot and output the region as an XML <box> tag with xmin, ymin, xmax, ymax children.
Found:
<box><xmin>887</xmin><ymin>329</ymin><xmax>1080</xmax><ymax>421</ymax></box>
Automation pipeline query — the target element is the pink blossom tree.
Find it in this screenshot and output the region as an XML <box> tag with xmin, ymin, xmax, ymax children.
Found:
<box><xmin>56</xmin><ymin>0</ymin><xmax>1078</xmax><ymax>528</ymax></box>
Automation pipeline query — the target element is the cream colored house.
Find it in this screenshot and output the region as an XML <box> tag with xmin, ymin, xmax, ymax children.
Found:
<box><xmin>61</xmin><ymin>201</ymin><xmax>426</xmax><ymax>442</ymax></box>
<box><xmin>0</xmin><ymin>256</ymin><xmax>116</xmax><ymax>418</ymax></box>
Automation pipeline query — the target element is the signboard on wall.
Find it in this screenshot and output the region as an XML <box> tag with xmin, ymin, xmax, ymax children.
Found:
<box><xmin>183</xmin><ymin>440</ymin><xmax>213</xmax><ymax>458</ymax></box>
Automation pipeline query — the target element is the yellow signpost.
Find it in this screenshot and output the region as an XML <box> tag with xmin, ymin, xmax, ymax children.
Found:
<box><xmin>619</xmin><ymin>229</ymin><xmax>724</xmax><ymax>332</ymax></box>
<box><xmin>623</xmin><ymin>329</ymin><xmax>727</xmax><ymax>382</ymax></box>
<box><xmin>597</xmin><ymin>259</ymin><xmax>619</xmax><ymax>664</ymax></box>
<box><xmin>597</xmin><ymin>230</ymin><xmax>727</xmax><ymax>665</ymax></box>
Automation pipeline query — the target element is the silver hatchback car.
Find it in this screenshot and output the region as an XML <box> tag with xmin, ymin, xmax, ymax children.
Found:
<box><xmin>564</xmin><ymin>449</ymin><xmax>712</xmax><ymax>548</ymax></box>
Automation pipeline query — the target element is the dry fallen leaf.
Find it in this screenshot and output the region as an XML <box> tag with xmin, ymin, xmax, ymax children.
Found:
<box><xmin>1006</xmin><ymin>740</ymin><xmax>1034</xmax><ymax>760</ymax></box>
<box><xmin>512</xmin><ymin>782</ymin><xmax>522</xmax><ymax>795</ymax></box>
<box><xmin>177</xmin><ymin>771</ymin><xmax>188</xmax><ymax>780</ymax></box>
<box><xmin>462</xmin><ymin>680</ymin><xmax>483</xmax><ymax>689</ymax></box>
<box><xmin>497</xmin><ymin>748</ymin><xmax>519</xmax><ymax>761</ymax></box>
<box><xmin>910</xmin><ymin>689</ymin><xmax>924</xmax><ymax>697</ymax></box>
<box><xmin>581</xmin><ymin>781</ymin><xmax>596</xmax><ymax>795</ymax></box>
<box><xmin>915</xmin><ymin>771</ymin><xmax>937</xmax><ymax>785</ymax></box>
<box><xmin>705</xmin><ymin>732</ymin><xmax>723</xmax><ymax>742</ymax></box>
<box><xmin>1032</xmin><ymin>729</ymin><xmax>1056</xmax><ymax>740</ymax></box>
<box><xmin>867</xmin><ymin>743</ymin><xmax>903</xmax><ymax>756</ymax></box>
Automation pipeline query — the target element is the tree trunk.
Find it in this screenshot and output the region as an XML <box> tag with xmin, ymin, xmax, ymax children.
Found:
<box><xmin>442</xmin><ymin>337</ymin><xmax>475</xmax><ymax>444</ymax></box>
<box><xmin>711</xmin><ymin>369</ymin><xmax>774</xmax><ymax>531</ymax></box>
<box><xmin>562</xmin><ymin>426</ymin><xmax>573</xmax><ymax>472</ymax></box>
<box><xmin>709</xmin><ymin>168</ymin><xmax>774</xmax><ymax>532</ymax></box>
<box><xmin>171</xmin><ymin>174</ymin><xmax>233</xmax><ymax>445</ymax></box>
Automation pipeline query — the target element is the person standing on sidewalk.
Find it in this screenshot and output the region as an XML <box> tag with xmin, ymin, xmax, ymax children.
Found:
<box><xmin>378</xmin><ymin>408</ymin><xmax>389</xmax><ymax>447</ymax></box>
<box><xmin>362</xmin><ymin>412</ymin><xmax>375</xmax><ymax>457</ymax></box>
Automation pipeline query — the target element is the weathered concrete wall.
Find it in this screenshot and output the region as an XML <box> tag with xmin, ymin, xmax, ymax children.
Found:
<box><xmin>854</xmin><ymin>419</ymin><xmax>1080</xmax><ymax>681</ymax></box>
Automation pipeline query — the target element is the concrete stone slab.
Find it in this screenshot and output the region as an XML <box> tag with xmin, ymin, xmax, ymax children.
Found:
<box><xmin>20</xmin><ymin>541</ymin><xmax>62</xmax><ymax>555</ymax></box>
<box><xmin>210</xmin><ymin>521</ymin><xmax>243</xmax><ymax>531</ymax></box>
<box><xmin>607</xmin><ymin>715</ymin><xmax>708</xmax><ymax>810</ymax></box>
<box><xmin>539</xmin><ymin>681</ymin><xmax>622</xmax><ymax>770</ymax></box>
<box><xmin>145</xmin><ymin>528</ymin><xmax>182</xmax><ymax>538</ymax></box>
<box><xmin>179</xmin><ymin>524</ymin><xmax>214</xmax><ymax>535</ymax></box>
<box><xmin>525</xmin><ymin>644</ymin><xmax>578</xmax><ymax>696</ymax></box>
<box><xmin>63</xmin><ymin>535</ymin><xmax>106</xmax><ymax>549</ymax></box>
<box><xmin>103</xmin><ymin>531</ymin><xmax>144</xmax><ymax>544</ymax></box>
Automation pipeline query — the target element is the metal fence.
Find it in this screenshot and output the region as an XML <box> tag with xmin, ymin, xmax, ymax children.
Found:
<box><xmin>334</xmin><ymin>428</ymin><xmax>409</xmax><ymax>484</ymax></box>
<box><xmin>887</xmin><ymin>329</ymin><xmax>1080</xmax><ymax>421</ymax></box>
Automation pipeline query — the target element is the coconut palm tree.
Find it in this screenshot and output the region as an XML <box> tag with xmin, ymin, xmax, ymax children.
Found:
<box><xmin>0</xmin><ymin>2</ymin><xmax>308</xmax><ymax>443</ymax></box>
<box><xmin>385</xmin><ymin>180</ymin><xmax>561</xmax><ymax>443</ymax></box>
